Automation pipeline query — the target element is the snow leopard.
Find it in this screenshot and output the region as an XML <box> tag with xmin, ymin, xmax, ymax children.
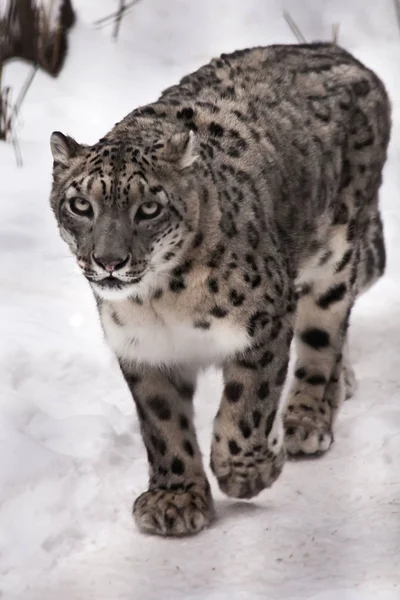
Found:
<box><xmin>49</xmin><ymin>43</ymin><xmax>391</xmax><ymax>536</ymax></box>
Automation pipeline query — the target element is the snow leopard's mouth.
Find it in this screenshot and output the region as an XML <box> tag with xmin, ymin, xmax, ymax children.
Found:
<box><xmin>96</xmin><ymin>277</ymin><xmax>127</xmax><ymax>289</ymax></box>
<box><xmin>95</xmin><ymin>275</ymin><xmax>142</xmax><ymax>288</ymax></box>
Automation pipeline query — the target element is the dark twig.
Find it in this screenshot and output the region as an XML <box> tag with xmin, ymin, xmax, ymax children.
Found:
<box><xmin>94</xmin><ymin>0</ymin><xmax>140</xmax><ymax>29</ymax></box>
<box><xmin>0</xmin><ymin>86</ymin><xmax>11</xmax><ymax>141</ymax></box>
<box><xmin>10</xmin><ymin>121</ymin><xmax>23</xmax><ymax>167</ymax></box>
<box><xmin>11</xmin><ymin>64</ymin><xmax>38</xmax><ymax>120</ymax></box>
<box><xmin>1</xmin><ymin>65</ymin><xmax>38</xmax><ymax>162</ymax></box>
<box><xmin>113</xmin><ymin>0</ymin><xmax>125</xmax><ymax>40</ymax></box>
<box><xmin>283</xmin><ymin>10</ymin><xmax>307</xmax><ymax>43</ymax></box>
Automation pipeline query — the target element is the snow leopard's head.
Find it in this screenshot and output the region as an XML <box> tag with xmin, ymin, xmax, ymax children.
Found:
<box><xmin>49</xmin><ymin>126</ymin><xmax>199</xmax><ymax>300</ymax></box>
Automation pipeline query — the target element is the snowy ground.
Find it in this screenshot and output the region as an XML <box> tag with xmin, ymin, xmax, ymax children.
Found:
<box><xmin>1</xmin><ymin>1</ymin><xmax>400</xmax><ymax>599</ymax></box>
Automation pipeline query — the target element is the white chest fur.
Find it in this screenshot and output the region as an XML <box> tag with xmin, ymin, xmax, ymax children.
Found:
<box><xmin>101</xmin><ymin>300</ymin><xmax>250</xmax><ymax>368</ymax></box>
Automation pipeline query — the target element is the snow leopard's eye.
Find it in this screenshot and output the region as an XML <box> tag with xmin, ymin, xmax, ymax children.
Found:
<box><xmin>69</xmin><ymin>197</ymin><xmax>93</xmax><ymax>217</ymax></box>
<box><xmin>136</xmin><ymin>201</ymin><xmax>163</xmax><ymax>221</ymax></box>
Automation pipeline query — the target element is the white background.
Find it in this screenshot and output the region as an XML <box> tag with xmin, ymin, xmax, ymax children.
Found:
<box><xmin>0</xmin><ymin>1</ymin><xmax>399</xmax><ymax>598</ymax></box>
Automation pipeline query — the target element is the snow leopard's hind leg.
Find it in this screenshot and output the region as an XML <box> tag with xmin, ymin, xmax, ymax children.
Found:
<box><xmin>283</xmin><ymin>252</ymin><xmax>356</xmax><ymax>456</ymax></box>
<box><xmin>284</xmin><ymin>204</ymin><xmax>386</xmax><ymax>456</ymax></box>
<box><xmin>342</xmin><ymin>209</ymin><xmax>386</xmax><ymax>402</ymax></box>
<box><xmin>283</xmin><ymin>79</ymin><xmax>389</xmax><ymax>455</ymax></box>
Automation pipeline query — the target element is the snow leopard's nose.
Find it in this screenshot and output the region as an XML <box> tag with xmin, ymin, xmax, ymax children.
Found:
<box><xmin>92</xmin><ymin>253</ymin><xmax>130</xmax><ymax>273</ymax></box>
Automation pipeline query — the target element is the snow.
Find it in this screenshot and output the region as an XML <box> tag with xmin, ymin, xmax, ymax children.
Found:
<box><xmin>0</xmin><ymin>1</ymin><xmax>399</xmax><ymax>598</ymax></box>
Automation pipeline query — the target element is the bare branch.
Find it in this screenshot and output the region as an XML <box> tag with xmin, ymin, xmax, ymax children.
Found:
<box><xmin>394</xmin><ymin>0</ymin><xmax>400</xmax><ymax>35</ymax></box>
<box><xmin>0</xmin><ymin>59</ymin><xmax>12</xmax><ymax>141</ymax></box>
<box><xmin>0</xmin><ymin>0</ymin><xmax>75</xmax><ymax>164</ymax></box>
<box><xmin>332</xmin><ymin>23</ymin><xmax>340</xmax><ymax>45</ymax></box>
<box><xmin>113</xmin><ymin>0</ymin><xmax>125</xmax><ymax>40</ymax></box>
<box><xmin>1</xmin><ymin>66</ymin><xmax>37</xmax><ymax>162</ymax></box>
<box><xmin>12</xmin><ymin>64</ymin><xmax>38</xmax><ymax>120</ymax></box>
<box><xmin>0</xmin><ymin>0</ymin><xmax>75</xmax><ymax>77</ymax></box>
<box><xmin>94</xmin><ymin>0</ymin><xmax>140</xmax><ymax>29</ymax></box>
<box><xmin>283</xmin><ymin>10</ymin><xmax>307</xmax><ymax>44</ymax></box>
<box><xmin>0</xmin><ymin>87</ymin><xmax>11</xmax><ymax>141</ymax></box>
<box><xmin>10</xmin><ymin>121</ymin><xmax>23</xmax><ymax>167</ymax></box>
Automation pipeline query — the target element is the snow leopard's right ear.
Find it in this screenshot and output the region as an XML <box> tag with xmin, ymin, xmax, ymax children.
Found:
<box><xmin>158</xmin><ymin>130</ymin><xmax>198</xmax><ymax>171</ymax></box>
<box><xmin>50</xmin><ymin>131</ymin><xmax>83</xmax><ymax>168</ymax></box>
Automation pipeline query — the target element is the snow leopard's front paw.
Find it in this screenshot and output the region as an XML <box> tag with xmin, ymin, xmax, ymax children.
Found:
<box><xmin>210</xmin><ymin>436</ymin><xmax>285</xmax><ymax>499</ymax></box>
<box><xmin>133</xmin><ymin>481</ymin><xmax>214</xmax><ymax>536</ymax></box>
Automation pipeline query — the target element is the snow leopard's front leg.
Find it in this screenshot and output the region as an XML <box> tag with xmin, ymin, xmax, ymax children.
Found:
<box><xmin>210</xmin><ymin>309</ymin><xmax>294</xmax><ymax>499</ymax></box>
<box><xmin>120</xmin><ymin>362</ymin><xmax>214</xmax><ymax>536</ymax></box>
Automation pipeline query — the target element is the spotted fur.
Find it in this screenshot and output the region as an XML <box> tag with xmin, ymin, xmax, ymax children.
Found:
<box><xmin>50</xmin><ymin>43</ymin><xmax>391</xmax><ymax>537</ymax></box>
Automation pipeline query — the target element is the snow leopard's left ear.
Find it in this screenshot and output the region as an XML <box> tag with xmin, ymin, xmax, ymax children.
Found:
<box><xmin>160</xmin><ymin>130</ymin><xmax>198</xmax><ymax>171</ymax></box>
<box><xmin>50</xmin><ymin>131</ymin><xmax>83</xmax><ymax>168</ymax></box>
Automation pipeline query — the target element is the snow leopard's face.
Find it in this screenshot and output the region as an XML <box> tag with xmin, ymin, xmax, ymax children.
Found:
<box><xmin>49</xmin><ymin>130</ymin><xmax>199</xmax><ymax>300</ymax></box>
